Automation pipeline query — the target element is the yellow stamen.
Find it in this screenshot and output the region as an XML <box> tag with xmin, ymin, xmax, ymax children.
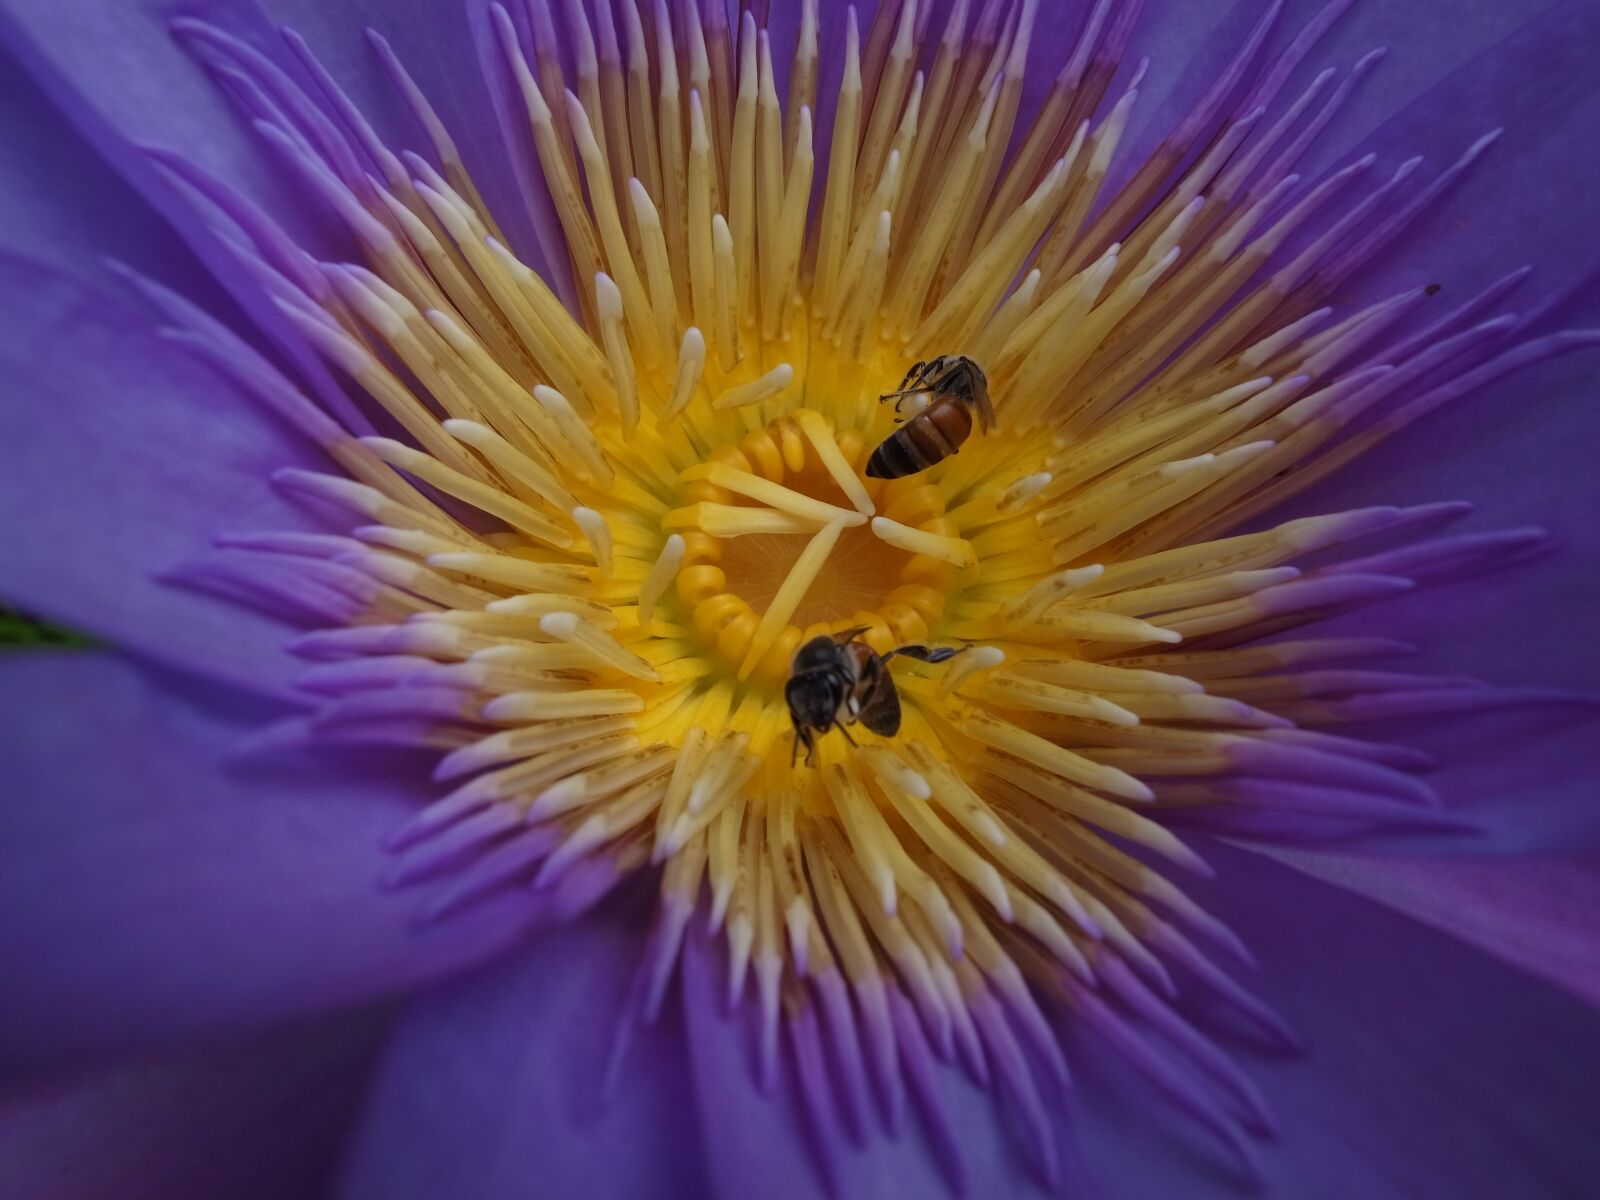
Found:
<box><xmin>663</xmin><ymin>327</ymin><xmax>707</xmax><ymax>418</ymax></box>
<box><xmin>712</xmin><ymin>362</ymin><xmax>794</xmax><ymax>410</ymax></box>
<box><xmin>362</xmin><ymin>437</ymin><xmax>573</xmax><ymax>549</ymax></box>
<box><xmin>792</xmin><ymin>410</ymin><xmax>875</xmax><ymax>515</ymax></box>
<box><xmin>870</xmin><ymin>516</ymin><xmax>976</xmax><ymax>569</ymax></box>
<box><xmin>594</xmin><ymin>272</ymin><xmax>639</xmax><ymax>435</ymax></box>
<box><xmin>683</xmin><ymin>461</ymin><xmax>862</xmax><ymax>527</ymax></box>
<box><xmin>637</xmin><ymin>533</ymin><xmax>685</xmax><ymax>626</ymax></box>
<box><xmin>571</xmin><ymin>506</ymin><xmax>615</xmax><ymax>578</ymax></box>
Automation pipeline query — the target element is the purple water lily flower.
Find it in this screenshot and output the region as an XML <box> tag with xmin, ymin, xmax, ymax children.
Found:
<box><xmin>2</xmin><ymin>0</ymin><xmax>1599</xmax><ymax>1196</ymax></box>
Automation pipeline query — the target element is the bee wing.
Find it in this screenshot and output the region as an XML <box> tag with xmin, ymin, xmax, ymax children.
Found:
<box><xmin>856</xmin><ymin>676</ymin><xmax>903</xmax><ymax>737</ymax></box>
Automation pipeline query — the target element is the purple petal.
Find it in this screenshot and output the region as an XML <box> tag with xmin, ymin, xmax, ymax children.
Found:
<box><xmin>1262</xmin><ymin>3</ymin><xmax>1600</xmax><ymax>571</ymax></box>
<box><xmin>0</xmin><ymin>0</ymin><xmax>387</xmax><ymax>438</ymax></box>
<box><xmin>1113</xmin><ymin>0</ymin><xmax>1537</xmax><ymax>177</ymax></box>
<box><xmin>341</xmin><ymin>844</ymin><xmax>1600</xmax><ymax>1200</ymax></box>
<box><xmin>0</xmin><ymin>1005</ymin><xmax>389</xmax><ymax>1200</ymax></box>
<box><xmin>0</xmin><ymin>651</ymin><xmax>550</xmax><ymax>1071</ymax></box>
<box><xmin>336</xmin><ymin>890</ymin><xmax>709</xmax><ymax>1200</ymax></box>
<box><xmin>1248</xmin><ymin>846</ymin><xmax>1600</xmax><ymax>1009</ymax></box>
<box><xmin>1329</xmin><ymin>0</ymin><xmax>1600</xmax><ymax>302</ymax></box>
<box><xmin>0</xmin><ymin>43</ymin><xmax>221</xmax><ymax>300</ymax></box>
<box><xmin>679</xmin><ymin>925</ymin><xmax>1059</xmax><ymax>1200</ymax></box>
<box><xmin>0</xmin><ymin>257</ymin><xmax>321</xmax><ymax>699</ymax></box>
<box><xmin>0</xmin><ymin>0</ymin><xmax>324</xmax><ymax>247</ymax></box>
<box><xmin>258</xmin><ymin>0</ymin><xmax>547</xmax><ymax>275</ymax></box>
<box><xmin>1067</xmin><ymin>840</ymin><xmax>1600</xmax><ymax>1197</ymax></box>
<box><xmin>0</xmin><ymin>0</ymin><xmax>554</xmax><ymax>290</ymax></box>
<box><xmin>1259</xmin><ymin>4</ymin><xmax>1600</xmax><ymax>854</ymax></box>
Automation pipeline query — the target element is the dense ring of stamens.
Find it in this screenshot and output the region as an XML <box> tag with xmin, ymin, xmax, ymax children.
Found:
<box><xmin>127</xmin><ymin>0</ymin><xmax>1600</xmax><ymax>1187</ymax></box>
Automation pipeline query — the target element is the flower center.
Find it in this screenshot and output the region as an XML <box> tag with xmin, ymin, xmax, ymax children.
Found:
<box><xmin>667</xmin><ymin>411</ymin><xmax>963</xmax><ymax>689</ymax></box>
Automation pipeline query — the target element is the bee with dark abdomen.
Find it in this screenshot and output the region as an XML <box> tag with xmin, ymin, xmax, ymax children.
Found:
<box><xmin>866</xmin><ymin>355</ymin><xmax>995</xmax><ymax>479</ymax></box>
<box><xmin>786</xmin><ymin>627</ymin><xmax>965</xmax><ymax>766</ymax></box>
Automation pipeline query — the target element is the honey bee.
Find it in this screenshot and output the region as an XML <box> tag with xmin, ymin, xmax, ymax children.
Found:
<box><xmin>866</xmin><ymin>355</ymin><xmax>995</xmax><ymax>479</ymax></box>
<box><xmin>786</xmin><ymin>627</ymin><xmax>965</xmax><ymax>766</ymax></box>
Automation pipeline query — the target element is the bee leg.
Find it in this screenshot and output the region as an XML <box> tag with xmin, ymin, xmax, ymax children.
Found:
<box><xmin>885</xmin><ymin>644</ymin><xmax>968</xmax><ymax>664</ymax></box>
<box><xmin>835</xmin><ymin>722</ymin><xmax>859</xmax><ymax>749</ymax></box>
<box><xmin>879</xmin><ymin>359</ymin><xmax>936</xmax><ymax>403</ymax></box>
<box><xmin>879</xmin><ymin>384</ymin><xmax>936</xmax><ymax>406</ymax></box>
<box><xmin>795</xmin><ymin>727</ymin><xmax>820</xmax><ymax>768</ymax></box>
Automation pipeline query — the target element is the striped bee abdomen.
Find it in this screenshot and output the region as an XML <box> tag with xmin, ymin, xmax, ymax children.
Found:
<box><xmin>865</xmin><ymin>398</ymin><xmax>973</xmax><ymax>479</ymax></box>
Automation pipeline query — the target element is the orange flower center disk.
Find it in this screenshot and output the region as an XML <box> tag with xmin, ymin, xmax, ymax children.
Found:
<box><xmin>665</xmin><ymin>412</ymin><xmax>966</xmax><ymax>689</ymax></box>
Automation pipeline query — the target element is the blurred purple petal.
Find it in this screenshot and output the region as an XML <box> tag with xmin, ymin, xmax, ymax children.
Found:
<box><xmin>0</xmin><ymin>0</ymin><xmax>326</xmax><ymax>246</ymax></box>
<box><xmin>0</xmin><ymin>46</ymin><xmax>221</xmax><ymax>300</ymax></box>
<box><xmin>1331</xmin><ymin>0</ymin><xmax>1600</xmax><ymax>303</ymax></box>
<box><xmin>1248</xmin><ymin>847</ymin><xmax>1600</xmax><ymax>1009</ymax></box>
<box><xmin>0</xmin><ymin>0</ymin><xmax>381</xmax><ymax>431</ymax></box>
<box><xmin>680</xmin><ymin>924</ymin><xmax>1061</xmax><ymax>1200</ymax></box>
<box><xmin>1067</xmin><ymin>841</ymin><xmax>1600</xmax><ymax>1197</ymax></box>
<box><xmin>256</xmin><ymin>0</ymin><xmax>549</xmax><ymax>277</ymax></box>
<box><xmin>336</xmin><ymin>889</ymin><xmax>709</xmax><ymax>1200</ymax></box>
<box><xmin>1268</xmin><ymin>1</ymin><xmax>1600</xmax><ymax>555</ymax></box>
<box><xmin>0</xmin><ymin>652</ymin><xmax>553</xmax><ymax>1072</ymax></box>
<box><xmin>0</xmin><ymin>257</ymin><xmax>322</xmax><ymax>699</ymax></box>
<box><xmin>1258</xmin><ymin>2</ymin><xmax>1600</xmax><ymax>855</ymax></box>
<box><xmin>1118</xmin><ymin>0</ymin><xmax>1558</xmax><ymax>178</ymax></box>
<box><xmin>674</xmin><ymin>843</ymin><xmax>1600</xmax><ymax>1199</ymax></box>
<box><xmin>0</xmin><ymin>1005</ymin><xmax>389</xmax><ymax>1200</ymax></box>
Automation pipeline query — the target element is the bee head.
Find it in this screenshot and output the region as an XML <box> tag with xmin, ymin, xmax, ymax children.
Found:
<box><xmin>785</xmin><ymin>670</ymin><xmax>843</xmax><ymax>732</ymax></box>
<box><xmin>791</xmin><ymin>634</ymin><xmax>846</xmax><ymax>674</ymax></box>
